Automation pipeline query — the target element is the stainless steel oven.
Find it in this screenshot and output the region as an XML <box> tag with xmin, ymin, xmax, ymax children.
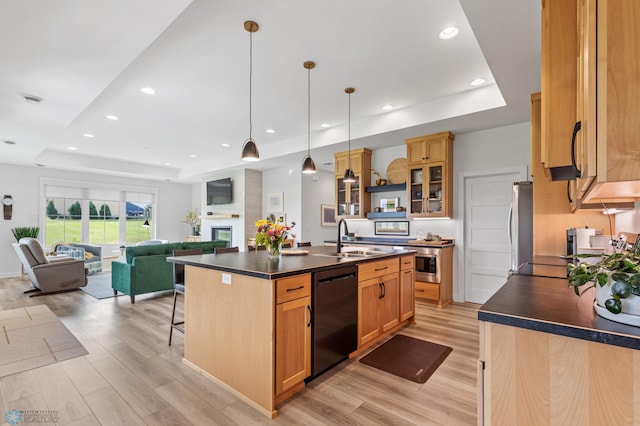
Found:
<box><xmin>414</xmin><ymin>247</ymin><xmax>441</xmax><ymax>283</ymax></box>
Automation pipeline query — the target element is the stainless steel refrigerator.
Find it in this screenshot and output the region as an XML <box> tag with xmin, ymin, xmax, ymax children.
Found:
<box><xmin>508</xmin><ymin>181</ymin><xmax>533</xmax><ymax>274</ymax></box>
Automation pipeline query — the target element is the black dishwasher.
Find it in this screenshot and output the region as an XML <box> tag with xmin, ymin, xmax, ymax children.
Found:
<box><xmin>310</xmin><ymin>265</ymin><xmax>358</xmax><ymax>379</ymax></box>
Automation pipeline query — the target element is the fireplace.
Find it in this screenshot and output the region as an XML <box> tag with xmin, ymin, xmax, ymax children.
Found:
<box><xmin>211</xmin><ymin>227</ymin><xmax>232</xmax><ymax>248</ymax></box>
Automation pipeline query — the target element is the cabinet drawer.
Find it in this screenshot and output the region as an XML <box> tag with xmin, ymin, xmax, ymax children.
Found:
<box><xmin>415</xmin><ymin>281</ymin><xmax>440</xmax><ymax>301</ymax></box>
<box><xmin>400</xmin><ymin>255</ymin><xmax>415</xmax><ymax>271</ymax></box>
<box><xmin>358</xmin><ymin>258</ymin><xmax>399</xmax><ymax>282</ymax></box>
<box><xmin>276</xmin><ymin>274</ymin><xmax>311</xmax><ymax>304</ymax></box>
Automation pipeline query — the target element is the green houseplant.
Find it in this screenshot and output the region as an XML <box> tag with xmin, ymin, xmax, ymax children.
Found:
<box><xmin>11</xmin><ymin>226</ymin><xmax>40</xmax><ymax>241</ymax></box>
<box><xmin>568</xmin><ymin>246</ymin><xmax>640</xmax><ymax>316</ymax></box>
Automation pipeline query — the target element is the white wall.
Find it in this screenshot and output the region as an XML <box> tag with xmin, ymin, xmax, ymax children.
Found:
<box><xmin>302</xmin><ymin>169</ymin><xmax>336</xmax><ymax>245</ymax></box>
<box><xmin>261</xmin><ymin>167</ymin><xmax>302</xmax><ymax>241</ymax></box>
<box><xmin>0</xmin><ymin>163</ymin><xmax>193</xmax><ymax>278</ymax></box>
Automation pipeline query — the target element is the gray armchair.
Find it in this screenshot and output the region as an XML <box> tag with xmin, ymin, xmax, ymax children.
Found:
<box><xmin>13</xmin><ymin>237</ymin><xmax>87</xmax><ymax>296</ymax></box>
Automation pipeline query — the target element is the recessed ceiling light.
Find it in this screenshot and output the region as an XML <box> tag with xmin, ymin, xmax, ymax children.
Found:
<box><xmin>163</xmin><ymin>162</ymin><xmax>171</xmax><ymax>166</ymax></box>
<box><xmin>265</xmin><ymin>129</ymin><xmax>275</xmax><ymax>134</ymax></box>
<box><xmin>322</xmin><ymin>162</ymin><xmax>333</xmax><ymax>166</ymax></box>
<box><xmin>105</xmin><ymin>115</ymin><xmax>119</xmax><ymax>121</ymax></box>
<box><xmin>35</xmin><ymin>163</ymin><xmax>44</xmax><ymax>167</ymax></box>
<box><xmin>188</xmin><ymin>154</ymin><xmax>197</xmax><ymax>158</ymax></box>
<box><xmin>3</xmin><ymin>140</ymin><xmax>16</xmax><ymax>145</ymax></box>
<box><xmin>83</xmin><ymin>133</ymin><xmax>95</xmax><ymax>138</ymax></box>
<box><xmin>67</xmin><ymin>146</ymin><xmax>77</xmax><ymax>150</ymax></box>
<box><xmin>439</xmin><ymin>27</ymin><xmax>459</xmax><ymax>40</ymax></box>
<box><xmin>381</xmin><ymin>104</ymin><xmax>395</xmax><ymax>111</ymax></box>
<box><xmin>221</xmin><ymin>143</ymin><xmax>230</xmax><ymax>148</ymax></box>
<box><xmin>23</xmin><ymin>94</ymin><xmax>43</xmax><ymax>103</ymax></box>
<box><xmin>320</xmin><ymin>123</ymin><xmax>331</xmax><ymax>128</ymax></box>
<box><xmin>469</xmin><ymin>78</ymin><xmax>486</xmax><ymax>86</ymax></box>
<box><xmin>140</xmin><ymin>87</ymin><xmax>156</xmax><ymax>95</ymax></box>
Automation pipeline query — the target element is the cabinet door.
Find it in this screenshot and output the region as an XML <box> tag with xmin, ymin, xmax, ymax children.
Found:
<box><xmin>408</xmin><ymin>165</ymin><xmax>426</xmax><ymax>216</ymax></box>
<box><xmin>426</xmin><ymin>163</ymin><xmax>445</xmax><ymax>216</ymax></box>
<box><xmin>379</xmin><ymin>273</ymin><xmax>399</xmax><ymax>333</ymax></box>
<box><xmin>399</xmin><ymin>266</ymin><xmax>415</xmax><ymax>322</ymax></box>
<box><xmin>275</xmin><ymin>296</ymin><xmax>311</xmax><ymax>396</ymax></box>
<box><xmin>575</xmin><ymin>0</ymin><xmax>596</xmax><ymax>197</ymax></box>
<box><xmin>540</xmin><ymin>0</ymin><xmax>578</xmax><ymax>175</ymax></box>
<box><xmin>407</xmin><ymin>139</ymin><xmax>444</xmax><ymax>164</ymax></box>
<box><xmin>358</xmin><ymin>277</ymin><xmax>382</xmax><ymax>347</ymax></box>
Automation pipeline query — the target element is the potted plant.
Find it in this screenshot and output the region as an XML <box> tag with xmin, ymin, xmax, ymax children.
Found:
<box><xmin>183</xmin><ymin>209</ymin><xmax>200</xmax><ymax>236</ymax></box>
<box><xmin>372</xmin><ymin>169</ymin><xmax>387</xmax><ymax>186</ymax></box>
<box><xmin>11</xmin><ymin>226</ymin><xmax>39</xmax><ymax>241</ymax></box>
<box><xmin>568</xmin><ymin>246</ymin><xmax>640</xmax><ymax>322</ymax></box>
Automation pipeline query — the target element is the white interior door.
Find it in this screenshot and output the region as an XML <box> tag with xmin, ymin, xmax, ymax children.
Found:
<box><xmin>463</xmin><ymin>170</ymin><xmax>522</xmax><ymax>304</ymax></box>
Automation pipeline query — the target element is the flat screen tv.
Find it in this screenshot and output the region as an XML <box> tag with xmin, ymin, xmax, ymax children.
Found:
<box><xmin>206</xmin><ymin>178</ymin><xmax>232</xmax><ymax>205</ymax></box>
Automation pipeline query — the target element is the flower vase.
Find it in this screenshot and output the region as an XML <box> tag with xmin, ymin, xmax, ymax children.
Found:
<box><xmin>267</xmin><ymin>241</ymin><xmax>282</xmax><ymax>260</ymax></box>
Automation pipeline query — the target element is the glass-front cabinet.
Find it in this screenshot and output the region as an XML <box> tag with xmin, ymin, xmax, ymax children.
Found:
<box><xmin>334</xmin><ymin>148</ymin><xmax>371</xmax><ymax>219</ymax></box>
<box><xmin>406</xmin><ymin>132</ymin><xmax>453</xmax><ymax>218</ymax></box>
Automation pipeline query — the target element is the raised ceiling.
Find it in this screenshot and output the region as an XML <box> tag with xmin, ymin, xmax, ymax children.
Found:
<box><xmin>0</xmin><ymin>0</ymin><xmax>540</xmax><ymax>182</ymax></box>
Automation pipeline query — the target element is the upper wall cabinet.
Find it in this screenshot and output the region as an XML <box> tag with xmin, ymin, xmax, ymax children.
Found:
<box><xmin>405</xmin><ymin>132</ymin><xmax>454</xmax><ymax>218</ymax></box>
<box><xmin>334</xmin><ymin>148</ymin><xmax>372</xmax><ymax>219</ymax></box>
<box><xmin>540</xmin><ymin>0</ymin><xmax>578</xmax><ymax>181</ymax></box>
<box><xmin>576</xmin><ymin>0</ymin><xmax>640</xmax><ymax>203</ymax></box>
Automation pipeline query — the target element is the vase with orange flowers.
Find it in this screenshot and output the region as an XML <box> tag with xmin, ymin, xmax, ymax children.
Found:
<box><xmin>254</xmin><ymin>219</ymin><xmax>296</xmax><ymax>259</ymax></box>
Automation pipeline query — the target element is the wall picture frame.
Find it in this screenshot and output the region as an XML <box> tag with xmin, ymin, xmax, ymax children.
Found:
<box><xmin>379</xmin><ymin>197</ymin><xmax>400</xmax><ymax>212</ymax></box>
<box><xmin>374</xmin><ymin>221</ymin><xmax>409</xmax><ymax>236</ymax></box>
<box><xmin>276</xmin><ymin>213</ymin><xmax>286</xmax><ymax>225</ymax></box>
<box><xmin>266</xmin><ymin>192</ymin><xmax>283</xmax><ymax>212</ymax></box>
<box><xmin>321</xmin><ymin>204</ymin><xmax>337</xmax><ymax>226</ymax></box>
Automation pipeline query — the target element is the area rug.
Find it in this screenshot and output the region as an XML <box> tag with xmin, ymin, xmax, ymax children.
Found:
<box><xmin>0</xmin><ymin>305</ymin><xmax>88</xmax><ymax>378</ymax></box>
<box><xmin>81</xmin><ymin>272</ymin><xmax>119</xmax><ymax>299</ymax></box>
<box><xmin>359</xmin><ymin>334</ymin><xmax>452</xmax><ymax>384</ymax></box>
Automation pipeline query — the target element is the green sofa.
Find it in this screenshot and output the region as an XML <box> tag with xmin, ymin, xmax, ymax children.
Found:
<box><xmin>112</xmin><ymin>240</ymin><xmax>228</xmax><ymax>303</ymax></box>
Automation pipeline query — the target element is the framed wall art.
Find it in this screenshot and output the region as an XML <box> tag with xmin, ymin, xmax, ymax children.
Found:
<box><xmin>321</xmin><ymin>204</ymin><xmax>337</xmax><ymax>226</ymax></box>
<box><xmin>379</xmin><ymin>197</ymin><xmax>400</xmax><ymax>212</ymax></box>
<box><xmin>267</xmin><ymin>192</ymin><xmax>283</xmax><ymax>212</ymax></box>
<box><xmin>374</xmin><ymin>221</ymin><xmax>409</xmax><ymax>236</ymax></box>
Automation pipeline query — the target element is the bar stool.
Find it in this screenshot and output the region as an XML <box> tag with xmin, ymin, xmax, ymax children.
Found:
<box><xmin>215</xmin><ymin>246</ymin><xmax>239</xmax><ymax>254</ymax></box>
<box><xmin>169</xmin><ymin>247</ymin><xmax>203</xmax><ymax>346</ymax></box>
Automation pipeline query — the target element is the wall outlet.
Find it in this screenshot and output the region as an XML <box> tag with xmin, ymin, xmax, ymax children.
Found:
<box><xmin>222</xmin><ymin>273</ymin><xmax>231</xmax><ymax>285</ymax></box>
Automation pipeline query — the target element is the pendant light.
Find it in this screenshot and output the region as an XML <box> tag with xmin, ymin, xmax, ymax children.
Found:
<box><xmin>301</xmin><ymin>61</ymin><xmax>317</xmax><ymax>174</ymax></box>
<box><xmin>241</xmin><ymin>20</ymin><xmax>260</xmax><ymax>161</ymax></box>
<box><xmin>343</xmin><ymin>87</ymin><xmax>356</xmax><ymax>182</ymax></box>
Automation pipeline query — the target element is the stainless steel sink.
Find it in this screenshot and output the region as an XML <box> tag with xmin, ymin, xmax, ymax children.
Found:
<box><xmin>312</xmin><ymin>249</ymin><xmax>392</xmax><ymax>259</ymax></box>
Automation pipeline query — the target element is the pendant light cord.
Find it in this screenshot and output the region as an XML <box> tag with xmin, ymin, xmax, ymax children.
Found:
<box><xmin>307</xmin><ymin>66</ymin><xmax>311</xmax><ymax>155</ymax></box>
<box><xmin>249</xmin><ymin>30</ymin><xmax>253</xmax><ymax>141</ymax></box>
<box><xmin>347</xmin><ymin>91</ymin><xmax>351</xmax><ymax>169</ymax></box>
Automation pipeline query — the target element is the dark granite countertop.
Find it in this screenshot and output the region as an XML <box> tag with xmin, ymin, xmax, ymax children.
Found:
<box><xmin>167</xmin><ymin>245</ymin><xmax>414</xmax><ymax>280</ymax></box>
<box><xmin>324</xmin><ymin>236</ymin><xmax>455</xmax><ymax>248</ymax></box>
<box><xmin>479</xmin><ymin>274</ymin><xmax>640</xmax><ymax>350</ymax></box>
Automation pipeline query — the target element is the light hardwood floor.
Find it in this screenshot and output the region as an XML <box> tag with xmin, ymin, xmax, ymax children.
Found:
<box><xmin>0</xmin><ymin>276</ymin><xmax>480</xmax><ymax>425</ymax></box>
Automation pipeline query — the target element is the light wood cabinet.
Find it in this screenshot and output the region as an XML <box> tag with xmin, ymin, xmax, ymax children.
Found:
<box><xmin>479</xmin><ymin>321</ymin><xmax>640</xmax><ymax>425</ymax></box>
<box><xmin>540</xmin><ymin>0</ymin><xmax>578</xmax><ymax>179</ymax></box>
<box><xmin>274</xmin><ymin>274</ymin><xmax>311</xmax><ymax>398</ymax></box>
<box><xmin>406</xmin><ymin>135</ymin><xmax>445</xmax><ymax>164</ymax></box>
<box><xmin>406</xmin><ymin>132</ymin><xmax>453</xmax><ymax>218</ymax></box>
<box><xmin>357</xmin><ymin>258</ymin><xmax>399</xmax><ymax>347</ymax></box>
<box><xmin>399</xmin><ymin>255</ymin><xmax>415</xmax><ymax>322</ymax></box>
<box><xmin>576</xmin><ymin>0</ymin><xmax>640</xmax><ymax>203</ymax></box>
<box><xmin>531</xmin><ymin>92</ymin><xmax>615</xmax><ymax>255</ymax></box>
<box><xmin>334</xmin><ymin>148</ymin><xmax>372</xmax><ymax>219</ymax></box>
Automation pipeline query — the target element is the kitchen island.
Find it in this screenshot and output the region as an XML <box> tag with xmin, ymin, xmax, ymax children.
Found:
<box><xmin>167</xmin><ymin>245</ymin><xmax>415</xmax><ymax>418</ymax></box>
<box><xmin>478</xmin><ymin>272</ymin><xmax>640</xmax><ymax>425</ymax></box>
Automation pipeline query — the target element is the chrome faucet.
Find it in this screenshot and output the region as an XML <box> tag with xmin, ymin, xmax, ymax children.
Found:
<box><xmin>336</xmin><ymin>218</ymin><xmax>349</xmax><ymax>253</ymax></box>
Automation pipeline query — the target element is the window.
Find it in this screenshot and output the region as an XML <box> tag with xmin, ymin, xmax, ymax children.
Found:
<box><xmin>42</xmin><ymin>179</ymin><xmax>157</xmax><ymax>247</ymax></box>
